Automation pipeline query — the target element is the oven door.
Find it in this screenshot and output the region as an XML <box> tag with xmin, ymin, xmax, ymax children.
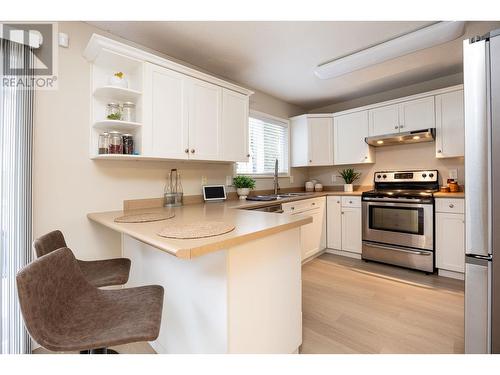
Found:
<box><xmin>362</xmin><ymin>199</ymin><xmax>434</xmax><ymax>251</ymax></box>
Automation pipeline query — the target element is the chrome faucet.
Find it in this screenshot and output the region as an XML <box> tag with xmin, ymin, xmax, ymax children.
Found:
<box><xmin>273</xmin><ymin>158</ymin><xmax>280</xmax><ymax>195</ymax></box>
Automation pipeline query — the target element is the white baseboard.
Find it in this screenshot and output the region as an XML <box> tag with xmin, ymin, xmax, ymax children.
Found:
<box><xmin>438</xmin><ymin>269</ymin><xmax>465</xmax><ymax>280</ymax></box>
<box><xmin>301</xmin><ymin>249</ymin><xmax>327</xmax><ymax>265</ymax></box>
<box><xmin>325</xmin><ymin>248</ymin><xmax>362</xmax><ymax>260</ymax></box>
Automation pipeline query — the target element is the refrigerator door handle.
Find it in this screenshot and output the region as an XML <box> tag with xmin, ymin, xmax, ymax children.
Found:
<box><xmin>464</xmin><ymin>38</ymin><xmax>491</xmax><ymax>257</ymax></box>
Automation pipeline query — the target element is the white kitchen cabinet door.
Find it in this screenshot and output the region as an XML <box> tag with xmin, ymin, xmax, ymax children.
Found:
<box><xmin>187</xmin><ymin>78</ymin><xmax>223</xmax><ymax>161</ymax></box>
<box><xmin>308</xmin><ymin>117</ymin><xmax>334</xmax><ymax>166</ymax></box>
<box><xmin>399</xmin><ymin>96</ymin><xmax>435</xmax><ymax>132</ymax></box>
<box><xmin>327</xmin><ymin>196</ymin><xmax>342</xmax><ymax>250</ymax></box>
<box><xmin>334</xmin><ymin>111</ymin><xmax>375</xmax><ymax>165</ymax></box>
<box><xmin>435</xmin><ymin>90</ymin><xmax>464</xmax><ymax>158</ymax></box>
<box><xmin>144</xmin><ymin>63</ymin><xmax>189</xmax><ymax>159</ymax></box>
<box><xmin>436</xmin><ymin>212</ymin><xmax>465</xmax><ymax>273</ymax></box>
<box><xmin>368</xmin><ymin>104</ymin><xmax>400</xmax><ymax>136</ymax></box>
<box><xmin>221</xmin><ymin>89</ymin><xmax>249</xmax><ymax>162</ymax></box>
<box><xmin>300</xmin><ymin>208</ymin><xmax>326</xmax><ymax>260</ymax></box>
<box><xmin>341</xmin><ymin>207</ymin><xmax>362</xmax><ymax>254</ymax></box>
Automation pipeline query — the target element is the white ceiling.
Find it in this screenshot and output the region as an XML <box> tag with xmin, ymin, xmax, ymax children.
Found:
<box><xmin>88</xmin><ymin>21</ymin><xmax>500</xmax><ymax>110</ymax></box>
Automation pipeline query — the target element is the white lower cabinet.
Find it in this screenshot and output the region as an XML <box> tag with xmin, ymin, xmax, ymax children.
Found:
<box><xmin>327</xmin><ymin>196</ymin><xmax>362</xmax><ymax>254</ymax></box>
<box><xmin>282</xmin><ymin>197</ymin><xmax>326</xmax><ymax>260</ymax></box>
<box><xmin>436</xmin><ymin>198</ymin><xmax>465</xmax><ymax>274</ymax></box>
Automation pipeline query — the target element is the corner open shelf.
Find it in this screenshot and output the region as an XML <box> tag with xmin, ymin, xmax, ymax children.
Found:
<box><xmin>93</xmin><ymin>120</ymin><xmax>142</xmax><ymax>132</ymax></box>
<box><xmin>93</xmin><ymin>86</ymin><xmax>142</xmax><ymax>102</ymax></box>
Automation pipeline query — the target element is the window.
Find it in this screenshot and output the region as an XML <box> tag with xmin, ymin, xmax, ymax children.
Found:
<box><xmin>237</xmin><ymin>112</ymin><xmax>289</xmax><ymax>176</ymax></box>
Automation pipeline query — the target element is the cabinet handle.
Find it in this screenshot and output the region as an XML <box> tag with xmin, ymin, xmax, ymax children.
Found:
<box><xmin>449</xmin><ymin>204</ymin><xmax>454</xmax><ymax>208</ymax></box>
<box><xmin>312</xmin><ymin>202</ymin><xmax>316</xmax><ymax>206</ymax></box>
<box><xmin>309</xmin><ymin>160</ymin><xmax>312</xmax><ymax>163</ymax></box>
<box><xmin>341</xmin><ymin>212</ymin><xmax>344</xmax><ymax>215</ymax></box>
<box><xmin>191</xmin><ymin>149</ymin><xmax>195</xmax><ymax>154</ymax></box>
<box><xmin>337</xmin><ymin>201</ymin><xmax>340</xmax><ymax>204</ymax></box>
<box><xmin>247</xmin><ymin>154</ymin><xmax>250</xmax><ymax>158</ymax></box>
<box><xmin>349</xmin><ymin>200</ymin><xmax>353</xmax><ymax>204</ymax></box>
<box><xmin>394</xmin><ymin>125</ymin><xmax>399</xmax><ymax>129</ymax></box>
<box><xmin>399</xmin><ymin>125</ymin><xmax>404</xmax><ymax>129</ymax></box>
<box><xmin>184</xmin><ymin>148</ymin><xmax>189</xmax><ymax>153</ymax></box>
<box><xmin>437</xmin><ymin>150</ymin><xmax>442</xmax><ymax>153</ymax></box>
<box><xmin>291</xmin><ymin>207</ymin><xmax>295</xmax><ymax>210</ymax></box>
<box><xmin>364</xmin><ymin>156</ymin><xmax>368</xmax><ymax>159</ymax></box>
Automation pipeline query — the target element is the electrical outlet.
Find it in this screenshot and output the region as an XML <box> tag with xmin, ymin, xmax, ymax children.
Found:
<box><xmin>449</xmin><ymin>169</ymin><xmax>458</xmax><ymax>180</ymax></box>
<box><xmin>226</xmin><ymin>175</ymin><xmax>233</xmax><ymax>186</ymax></box>
<box><xmin>331</xmin><ymin>174</ymin><xmax>337</xmax><ymax>183</ymax></box>
<box><xmin>201</xmin><ymin>176</ymin><xmax>208</xmax><ymax>186</ymax></box>
<box><xmin>289</xmin><ymin>175</ymin><xmax>294</xmax><ymax>184</ymax></box>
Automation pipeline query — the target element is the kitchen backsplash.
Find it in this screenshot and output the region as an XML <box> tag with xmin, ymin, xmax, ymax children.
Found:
<box><xmin>306</xmin><ymin>142</ymin><xmax>464</xmax><ymax>187</ymax></box>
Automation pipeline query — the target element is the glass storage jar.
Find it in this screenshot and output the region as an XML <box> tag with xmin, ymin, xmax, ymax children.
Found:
<box><xmin>106</xmin><ymin>102</ymin><xmax>121</xmax><ymax>121</ymax></box>
<box><xmin>108</xmin><ymin>131</ymin><xmax>123</xmax><ymax>154</ymax></box>
<box><xmin>122</xmin><ymin>134</ymin><xmax>134</xmax><ymax>155</ymax></box>
<box><xmin>98</xmin><ymin>132</ymin><xmax>109</xmax><ymax>154</ymax></box>
<box><xmin>121</xmin><ymin>102</ymin><xmax>136</xmax><ymax>122</ymax></box>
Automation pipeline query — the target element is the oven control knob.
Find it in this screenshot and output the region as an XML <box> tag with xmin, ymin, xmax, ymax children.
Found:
<box><xmin>422</xmin><ymin>173</ymin><xmax>427</xmax><ymax>178</ymax></box>
<box><xmin>377</xmin><ymin>174</ymin><xmax>381</xmax><ymax>179</ymax></box>
<box><xmin>429</xmin><ymin>173</ymin><xmax>434</xmax><ymax>178</ymax></box>
<box><xmin>382</xmin><ymin>174</ymin><xmax>387</xmax><ymax>179</ymax></box>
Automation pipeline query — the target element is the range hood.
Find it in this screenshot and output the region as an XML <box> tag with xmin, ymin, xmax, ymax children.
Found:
<box><xmin>365</xmin><ymin>128</ymin><xmax>435</xmax><ymax>147</ymax></box>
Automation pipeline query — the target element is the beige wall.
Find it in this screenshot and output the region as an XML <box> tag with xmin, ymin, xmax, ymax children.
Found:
<box><xmin>308</xmin><ymin>143</ymin><xmax>464</xmax><ymax>188</ymax></box>
<box><xmin>33</xmin><ymin>21</ymin><xmax>305</xmax><ymax>261</ymax></box>
<box><xmin>309</xmin><ymin>73</ymin><xmax>463</xmax><ymax>114</ymax></box>
<box><xmin>307</xmin><ymin>74</ymin><xmax>465</xmax><ymax>189</ymax></box>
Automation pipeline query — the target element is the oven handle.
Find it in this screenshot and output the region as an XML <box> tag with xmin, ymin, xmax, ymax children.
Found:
<box><xmin>363</xmin><ymin>242</ymin><xmax>432</xmax><ymax>256</ymax></box>
<box><xmin>362</xmin><ymin>197</ymin><xmax>432</xmax><ymax>204</ymax></box>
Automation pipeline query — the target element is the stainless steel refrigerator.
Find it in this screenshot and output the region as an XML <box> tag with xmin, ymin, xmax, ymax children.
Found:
<box><xmin>464</xmin><ymin>28</ymin><xmax>500</xmax><ymax>354</ymax></box>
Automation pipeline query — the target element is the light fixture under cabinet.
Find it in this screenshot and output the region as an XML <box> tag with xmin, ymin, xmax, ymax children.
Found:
<box><xmin>314</xmin><ymin>21</ymin><xmax>466</xmax><ymax>79</ymax></box>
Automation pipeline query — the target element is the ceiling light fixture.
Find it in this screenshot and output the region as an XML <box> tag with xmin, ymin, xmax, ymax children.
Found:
<box><xmin>314</xmin><ymin>21</ymin><xmax>466</xmax><ymax>80</ymax></box>
<box><xmin>377</xmin><ymin>140</ymin><xmax>384</xmax><ymax>144</ymax></box>
<box><xmin>413</xmin><ymin>135</ymin><xmax>421</xmax><ymax>140</ymax></box>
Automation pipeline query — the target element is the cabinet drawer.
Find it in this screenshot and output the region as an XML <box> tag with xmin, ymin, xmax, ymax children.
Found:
<box><xmin>435</xmin><ymin>198</ymin><xmax>464</xmax><ymax>214</ymax></box>
<box><xmin>341</xmin><ymin>196</ymin><xmax>361</xmax><ymax>208</ymax></box>
<box><xmin>282</xmin><ymin>197</ymin><xmax>325</xmax><ymax>213</ymax></box>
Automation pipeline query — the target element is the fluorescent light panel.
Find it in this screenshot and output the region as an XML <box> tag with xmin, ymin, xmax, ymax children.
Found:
<box><xmin>315</xmin><ymin>21</ymin><xmax>466</xmax><ymax>80</ymax></box>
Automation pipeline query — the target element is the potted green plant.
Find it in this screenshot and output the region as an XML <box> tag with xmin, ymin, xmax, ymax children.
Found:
<box><xmin>233</xmin><ymin>175</ymin><xmax>256</xmax><ymax>200</ymax></box>
<box><xmin>339</xmin><ymin>168</ymin><xmax>361</xmax><ymax>192</ymax></box>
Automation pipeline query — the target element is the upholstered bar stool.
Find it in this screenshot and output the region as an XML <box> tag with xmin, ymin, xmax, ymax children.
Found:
<box><xmin>33</xmin><ymin>230</ymin><xmax>130</xmax><ymax>288</ymax></box>
<box><xmin>17</xmin><ymin>247</ymin><xmax>164</xmax><ymax>354</ymax></box>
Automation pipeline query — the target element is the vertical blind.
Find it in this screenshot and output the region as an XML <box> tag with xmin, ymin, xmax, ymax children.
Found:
<box><xmin>0</xmin><ymin>39</ymin><xmax>34</xmax><ymax>354</ymax></box>
<box><xmin>237</xmin><ymin>115</ymin><xmax>289</xmax><ymax>175</ymax></box>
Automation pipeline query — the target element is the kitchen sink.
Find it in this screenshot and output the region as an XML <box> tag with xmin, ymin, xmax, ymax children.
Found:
<box><xmin>246</xmin><ymin>192</ymin><xmax>314</xmax><ymax>201</ymax></box>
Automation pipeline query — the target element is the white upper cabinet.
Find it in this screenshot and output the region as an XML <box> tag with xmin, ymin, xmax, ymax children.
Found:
<box><xmin>221</xmin><ymin>89</ymin><xmax>249</xmax><ymax>162</ymax></box>
<box><xmin>399</xmin><ymin>96</ymin><xmax>435</xmax><ymax>132</ymax></box>
<box><xmin>291</xmin><ymin>115</ymin><xmax>333</xmax><ymax>167</ymax></box>
<box><xmin>85</xmin><ymin>34</ymin><xmax>252</xmax><ymax>161</ymax></box>
<box><xmin>186</xmin><ymin>78</ymin><xmax>223</xmax><ymax>161</ymax></box>
<box><xmin>435</xmin><ymin>89</ymin><xmax>464</xmax><ymax>158</ymax></box>
<box><xmin>368</xmin><ymin>104</ymin><xmax>400</xmax><ymax>136</ymax></box>
<box><xmin>368</xmin><ymin>96</ymin><xmax>435</xmax><ymax>137</ymax></box>
<box><xmin>143</xmin><ymin>63</ymin><xmax>188</xmax><ymax>159</ymax></box>
<box><xmin>333</xmin><ymin>111</ymin><xmax>375</xmax><ymax>165</ymax></box>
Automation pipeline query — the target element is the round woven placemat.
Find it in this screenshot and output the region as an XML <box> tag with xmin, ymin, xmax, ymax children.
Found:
<box><xmin>157</xmin><ymin>221</ymin><xmax>235</xmax><ymax>239</ymax></box>
<box><xmin>114</xmin><ymin>212</ymin><xmax>175</xmax><ymax>223</ymax></box>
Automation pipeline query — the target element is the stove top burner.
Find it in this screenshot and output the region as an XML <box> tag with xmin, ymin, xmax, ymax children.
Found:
<box><xmin>362</xmin><ymin>189</ymin><xmax>436</xmax><ymax>199</ymax></box>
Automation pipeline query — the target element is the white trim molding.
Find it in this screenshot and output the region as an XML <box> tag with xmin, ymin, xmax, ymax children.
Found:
<box><xmin>84</xmin><ymin>33</ymin><xmax>253</xmax><ymax>96</ymax></box>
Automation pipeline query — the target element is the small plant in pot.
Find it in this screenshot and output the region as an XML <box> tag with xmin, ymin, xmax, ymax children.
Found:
<box><xmin>339</xmin><ymin>168</ymin><xmax>361</xmax><ymax>192</ymax></box>
<box><xmin>233</xmin><ymin>175</ymin><xmax>256</xmax><ymax>200</ymax></box>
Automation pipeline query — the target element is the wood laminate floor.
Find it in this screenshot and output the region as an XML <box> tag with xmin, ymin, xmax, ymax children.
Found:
<box><xmin>34</xmin><ymin>253</ymin><xmax>465</xmax><ymax>354</ymax></box>
<box><xmin>300</xmin><ymin>253</ymin><xmax>465</xmax><ymax>354</ymax></box>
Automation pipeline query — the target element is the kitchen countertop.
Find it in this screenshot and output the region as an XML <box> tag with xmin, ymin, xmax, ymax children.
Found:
<box><xmin>88</xmin><ymin>189</ymin><xmax>369</xmax><ymax>259</ymax></box>
<box><xmin>433</xmin><ymin>191</ymin><xmax>465</xmax><ymax>198</ymax></box>
<box><xmin>88</xmin><ymin>202</ymin><xmax>313</xmax><ymax>259</ymax></box>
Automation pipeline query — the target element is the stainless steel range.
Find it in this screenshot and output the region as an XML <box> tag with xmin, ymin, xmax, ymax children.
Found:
<box><xmin>361</xmin><ymin>170</ymin><xmax>439</xmax><ymax>273</ymax></box>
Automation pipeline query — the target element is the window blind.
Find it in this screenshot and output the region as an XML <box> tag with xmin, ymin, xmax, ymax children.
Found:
<box><xmin>0</xmin><ymin>38</ymin><xmax>34</xmax><ymax>354</ymax></box>
<box><xmin>237</xmin><ymin>115</ymin><xmax>289</xmax><ymax>175</ymax></box>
